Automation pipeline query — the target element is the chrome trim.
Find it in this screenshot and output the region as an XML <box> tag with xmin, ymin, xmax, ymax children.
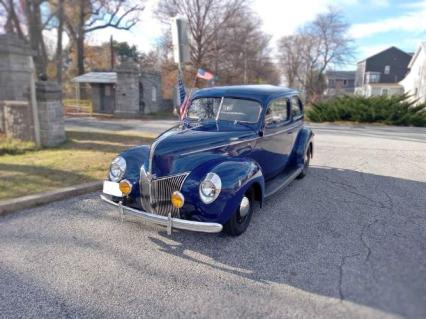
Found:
<box><xmin>180</xmin><ymin>136</ymin><xmax>259</xmax><ymax>156</ymax></box>
<box><xmin>101</xmin><ymin>195</ymin><xmax>223</xmax><ymax>234</ymax></box>
<box><xmin>179</xmin><ymin>123</ymin><xmax>302</xmax><ymax>157</ymax></box>
<box><xmin>215</xmin><ymin>97</ymin><xmax>224</xmax><ymax>121</ymax></box>
<box><xmin>263</xmin><ymin>123</ymin><xmax>301</xmax><ymax>137</ymax></box>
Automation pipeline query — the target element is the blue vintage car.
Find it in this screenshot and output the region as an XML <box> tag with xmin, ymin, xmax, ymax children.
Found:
<box><xmin>101</xmin><ymin>85</ymin><xmax>314</xmax><ymax>236</ymax></box>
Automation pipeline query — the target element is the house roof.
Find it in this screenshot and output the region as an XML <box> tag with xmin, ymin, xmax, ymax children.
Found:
<box><xmin>325</xmin><ymin>70</ymin><xmax>356</xmax><ymax>80</ymax></box>
<box><xmin>408</xmin><ymin>42</ymin><xmax>426</xmax><ymax>69</ymax></box>
<box><xmin>72</xmin><ymin>72</ymin><xmax>117</xmax><ymax>84</ymax></box>
<box><xmin>357</xmin><ymin>46</ymin><xmax>410</xmax><ymax>63</ymax></box>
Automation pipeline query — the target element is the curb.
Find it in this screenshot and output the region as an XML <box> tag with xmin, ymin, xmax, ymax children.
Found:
<box><xmin>0</xmin><ymin>181</ymin><xmax>103</xmax><ymax>216</ymax></box>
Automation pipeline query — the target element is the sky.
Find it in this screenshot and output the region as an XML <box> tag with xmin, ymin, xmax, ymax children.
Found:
<box><xmin>84</xmin><ymin>0</ymin><xmax>426</xmax><ymax>69</ymax></box>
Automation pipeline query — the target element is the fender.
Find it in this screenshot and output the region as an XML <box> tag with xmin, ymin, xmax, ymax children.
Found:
<box><xmin>115</xmin><ymin>145</ymin><xmax>150</xmax><ymax>198</ymax></box>
<box><xmin>180</xmin><ymin>157</ymin><xmax>265</xmax><ymax>224</ymax></box>
<box><xmin>290</xmin><ymin>127</ymin><xmax>314</xmax><ymax>167</ymax></box>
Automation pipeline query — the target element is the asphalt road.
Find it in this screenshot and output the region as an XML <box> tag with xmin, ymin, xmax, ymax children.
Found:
<box><xmin>1</xmin><ymin>124</ymin><xmax>426</xmax><ymax>319</ymax></box>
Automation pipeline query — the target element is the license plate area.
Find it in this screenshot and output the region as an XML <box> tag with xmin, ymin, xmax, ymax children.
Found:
<box><xmin>103</xmin><ymin>181</ymin><xmax>122</xmax><ymax>197</ymax></box>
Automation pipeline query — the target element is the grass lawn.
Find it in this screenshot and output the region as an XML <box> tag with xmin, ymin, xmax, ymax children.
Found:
<box><xmin>0</xmin><ymin>130</ymin><xmax>153</xmax><ymax>201</ymax></box>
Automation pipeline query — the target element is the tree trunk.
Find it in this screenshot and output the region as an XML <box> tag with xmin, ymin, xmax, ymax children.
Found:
<box><xmin>24</xmin><ymin>0</ymin><xmax>47</xmax><ymax>76</ymax></box>
<box><xmin>56</xmin><ymin>0</ymin><xmax>64</xmax><ymax>83</ymax></box>
<box><xmin>77</xmin><ymin>0</ymin><xmax>86</xmax><ymax>75</ymax></box>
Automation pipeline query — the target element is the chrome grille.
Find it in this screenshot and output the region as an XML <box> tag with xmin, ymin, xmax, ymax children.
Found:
<box><xmin>139</xmin><ymin>169</ymin><xmax>189</xmax><ymax>217</ymax></box>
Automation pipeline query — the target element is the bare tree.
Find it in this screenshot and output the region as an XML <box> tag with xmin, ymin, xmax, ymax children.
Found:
<box><xmin>156</xmin><ymin>0</ymin><xmax>245</xmax><ymax>69</ymax></box>
<box><xmin>277</xmin><ymin>8</ymin><xmax>354</xmax><ymax>102</ymax></box>
<box><xmin>156</xmin><ymin>0</ymin><xmax>278</xmax><ymax>86</ymax></box>
<box><xmin>64</xmin><ymin>0</ymin><xmax>144</xmax><ymax>75</ymax></box>
<box><xmin>0</xmin><ymin>0</ymin><xmax>25</xmax><ymax>38</ymax></box>
<box><xmin>55</xmin><ymin>0</ymin><xmax>64</xmax><ymax>83</ymax></box>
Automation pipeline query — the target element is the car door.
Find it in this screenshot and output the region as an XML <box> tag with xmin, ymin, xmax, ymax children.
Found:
<box><xmin>255</xmin><ymin>97</ymin><xmax>293</xmax><ymax>180</ymax></box>
<box><xmin>289</xmin><ymin>95</ymin><xmax>304</xmax><ymax>147</ymax></box>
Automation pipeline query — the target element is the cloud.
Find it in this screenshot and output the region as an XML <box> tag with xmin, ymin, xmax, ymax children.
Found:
<box><xmin>252</xmin><ymin>0</ymin><xmax>359</xmax><ymax>42</ymax></box>
<box><xmin>349</xmin><ymin>1</ymin><xmax>426</xmax><ymax>39</ymax></box>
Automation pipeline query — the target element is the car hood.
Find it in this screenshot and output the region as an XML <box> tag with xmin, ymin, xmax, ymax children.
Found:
<box><xmin>151</xmin><ymin>121</ymin><xmax>257</xmax><ymax>177</ymax></box>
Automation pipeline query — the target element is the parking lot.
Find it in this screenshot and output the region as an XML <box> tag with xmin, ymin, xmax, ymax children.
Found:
<box><xmin>1</xmin><ymin>123</ymin><xmax>425</xmax><ymax>319</ymax></box>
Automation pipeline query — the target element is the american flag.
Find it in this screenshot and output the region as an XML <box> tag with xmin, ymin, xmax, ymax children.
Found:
<box><xmin>197</xmin><ymin>68</ymin><xmax>214</xmax><ymax>81</ymax></box>
<box><xmin>177</xmin><ymin>69</ymin><xmax>190</xmax><ymax>119</ymax></box>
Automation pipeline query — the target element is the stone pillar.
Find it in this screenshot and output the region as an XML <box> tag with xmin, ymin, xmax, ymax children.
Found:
<box><xmin>115</xmin><ymin>61</ymin><xmax>140</xmax><ymax>116</ymax></box>
<box><xmin>0</xmin><ymin>34</ymin><xmax>33</xmax><ymax>102</ymax></box>
<box><xmin>2</xmin><ymin>101</ymin><xmax>35</xmax><ymax>141</ymax></box>
<box><xmin>36</xmin><ymin>81</ymin><xmax>66</xmax><ymax>147</ymax></box>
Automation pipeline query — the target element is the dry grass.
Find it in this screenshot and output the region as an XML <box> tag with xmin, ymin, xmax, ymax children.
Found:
<box><xmin>0</xmin><ymin>130</ymin><xmax>153</xmax><ymax>201</ymax></box>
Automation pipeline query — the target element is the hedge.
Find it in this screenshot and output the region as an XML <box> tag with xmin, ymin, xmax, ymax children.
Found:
<box><xmin>306</xmin><ymin>94</ymin><xmax>426</xmax><ymax>126</ymax></box>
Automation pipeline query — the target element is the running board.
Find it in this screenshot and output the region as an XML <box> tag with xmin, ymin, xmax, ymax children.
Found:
<box><xmin>265</xmin><ymin>168</ymin><xmax>302</xmax><ymax>199</ymax></box>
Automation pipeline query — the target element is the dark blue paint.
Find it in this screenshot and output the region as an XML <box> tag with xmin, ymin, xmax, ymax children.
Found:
<box><xmin>110</xmin><ymin>85</ymin><xmax>313</xmax><ymax>225</ymax></box>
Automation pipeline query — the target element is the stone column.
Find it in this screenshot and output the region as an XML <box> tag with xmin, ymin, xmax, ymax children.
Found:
<box><xmin>115</xmin><ymin>61</ymin><xmax>140</xmax><ymax>116</ymax></box>
<box><xmin>0</xmin><ymin>34</ymin><xmax>34</xmax><ymax>134</ymax></box>
<box><xmin>36</xmin><ymin>81</ymin><xmax>66</xmax><ymax>147</ymax></box>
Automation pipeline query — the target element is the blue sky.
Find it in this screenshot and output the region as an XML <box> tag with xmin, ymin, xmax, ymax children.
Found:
<box><xmin>88</xmin><ymin>0</ymin><xmax>426</xmax><ymax>70</ymax></box>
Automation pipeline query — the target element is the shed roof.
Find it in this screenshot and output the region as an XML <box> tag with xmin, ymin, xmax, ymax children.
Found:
<box><xmin>72</xmin><ymin>72</ymin><xmax>117</xmax><ymax>84</ymax></box>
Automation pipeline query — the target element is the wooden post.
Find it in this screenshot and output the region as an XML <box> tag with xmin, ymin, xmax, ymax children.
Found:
<box><xmin>29</xmin><ymin>57</ymin><xmax>41</xmax><ymax>146</ymax></box>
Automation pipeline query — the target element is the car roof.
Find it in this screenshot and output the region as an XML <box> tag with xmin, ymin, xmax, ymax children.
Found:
<box><xmin>191</xmin><ymin>85</ymin><xmax>299</xmax><ymax>106</ymax></box>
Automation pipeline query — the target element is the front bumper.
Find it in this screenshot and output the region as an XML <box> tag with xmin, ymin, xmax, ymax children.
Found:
<box><xmin>100</xmin><ymin>195</ymin><xmax>223</xmax><ymax>235</ymax></box>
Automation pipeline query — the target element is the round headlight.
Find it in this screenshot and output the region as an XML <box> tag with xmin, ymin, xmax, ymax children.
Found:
<box><xmin>199</xmin><ymin>172</ymin><xmax>221</xmax><ymax>204</ymax></box>
<box><xmin>109</xmin><ymin>156</ymin><xmax>126</xmax><ymax>182</ymax></box>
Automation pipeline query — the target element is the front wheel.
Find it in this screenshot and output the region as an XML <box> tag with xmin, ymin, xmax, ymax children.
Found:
<box><xmin>297</xmin><ymin>144</ymin><xmax>311</xmax><ymax>179</ymax></box>
<box><xmin>223</xmin><ymin>190</ymin><xmax>254</xmax><ymax>236</ymax></box>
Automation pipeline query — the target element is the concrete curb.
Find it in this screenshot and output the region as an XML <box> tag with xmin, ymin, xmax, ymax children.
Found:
<box><xmin>0</xmin><ymin>181</ymin><xmax>102</xmax><ymax>216</ymax></box>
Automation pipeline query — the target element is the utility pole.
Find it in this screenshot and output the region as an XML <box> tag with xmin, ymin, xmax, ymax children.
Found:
<box><xmin>110</xmin><ymin>35</ymin><xmax>114</xmax><ymax>70</ymax></box>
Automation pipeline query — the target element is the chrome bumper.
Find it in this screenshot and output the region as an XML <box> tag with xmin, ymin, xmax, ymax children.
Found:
<box><xmin>100</xmin><ymin>195</ymin><xmax>223</xmax><ymax>235</ymax></box>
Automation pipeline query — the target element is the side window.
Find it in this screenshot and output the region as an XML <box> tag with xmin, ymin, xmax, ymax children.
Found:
<box><xmin>265</xmin><ymin>98</ymin><xmax>289</xmax><ymax>127</ymax></box>
<box><xmin>290</xmin><ymin>96</ymin><xmax>303</xmax><ymax>119</ymax></box>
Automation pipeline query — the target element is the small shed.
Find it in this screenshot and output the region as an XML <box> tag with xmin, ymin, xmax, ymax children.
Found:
<box><xmin>72</xmin><ymin>69</ymin><xmax>166</xmax><ymax>115</ymax></box>
<box><xmin>72</xmin><ymin>72</ymin><xmax>117</xmax><ymax>114</ymax></box>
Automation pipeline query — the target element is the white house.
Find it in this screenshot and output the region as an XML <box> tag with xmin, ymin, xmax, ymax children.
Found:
<box><xmin>400</xmin><ymin>42</ymin><xmax>426</xmax><ymax>104</ymax></box>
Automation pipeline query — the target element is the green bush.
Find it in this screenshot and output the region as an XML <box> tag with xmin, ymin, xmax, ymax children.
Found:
<box><xmin>307</xmin><ymin>94</ymin><xmax>426</xmax><ymax>126</ymax></box>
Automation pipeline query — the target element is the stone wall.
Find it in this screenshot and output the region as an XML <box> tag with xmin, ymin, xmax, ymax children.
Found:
<box><xmin>1</xmin><ymin>101</ymin><xmax>35</xmax><ymax>141</ymax></box>
<box><xmin>115</xmin><ymin>61</ymin><xmax>139</xmax><ymax>116</ymax></box>
<box><xmin>36</xmin><ymin>81</ymin><xmax>66</xmax><ymax>147</ymax></box>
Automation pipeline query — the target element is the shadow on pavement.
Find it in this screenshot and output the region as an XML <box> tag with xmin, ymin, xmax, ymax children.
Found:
<box><xmin>148</xmin><ymin>167</ymin><xmax>426</xmax><ymax>318</ymax></box>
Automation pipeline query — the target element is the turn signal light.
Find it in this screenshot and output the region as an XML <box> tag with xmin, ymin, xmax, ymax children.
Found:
<box><xmin>119</xmin><ymin>180</ymin><xmax>132</xmax><ymax>195</ymax></box>
<box><xmin>171</xmin><ymin>191</ymin><xmax>185</xmax><ymax>208</ymax></box>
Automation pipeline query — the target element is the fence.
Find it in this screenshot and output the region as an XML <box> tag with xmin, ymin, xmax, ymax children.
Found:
<box><xmin>63</xmin><ymin>99</ymin><xmax>93</xmax><ymax>115</ymax></box>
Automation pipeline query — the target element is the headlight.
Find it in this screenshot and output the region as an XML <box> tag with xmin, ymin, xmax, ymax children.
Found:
<box><xmin>109</xmin><ymin>156</ymin><xmax>126</xmax><ymax>182</ymax></box>
<box><xmin>199</xmin><ymin>172</ymin><xmax>221</xmax><ymax>204</ymax></box>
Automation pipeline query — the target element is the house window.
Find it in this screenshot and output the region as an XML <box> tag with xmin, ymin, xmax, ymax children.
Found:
<box><xmin>151</xmin><ymin>86</ymin><xmax>157</xmax><ymax>102</ymax></box>
<box><xmin>384</xmin><ymin>65</ymin><xmax>391</xmax><ymax>74</ymax></box>
<box><xmin>366</xmin><ymin>72</ymin><xmax>380</xmax><ymax>83</ymax></box>
<box><xmin>329</xmin><ymin>79</ymin><xmax>335</xmax><ymax>87</ymax></box>
<box><xmin>343</xmin><ymin>80</ymin><xmax>348</xmax><ymax>86</ymax></box>
<box><xmin>381</xmin><ymin>88</ymin><xmax>389</xmax><ymax>96</ymax></box>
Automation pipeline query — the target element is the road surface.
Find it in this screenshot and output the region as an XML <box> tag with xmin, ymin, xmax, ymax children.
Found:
<box><xmin>1</xmin><ymin>123</ymin><xmax>425</xmax><ymax>318</ymax></box>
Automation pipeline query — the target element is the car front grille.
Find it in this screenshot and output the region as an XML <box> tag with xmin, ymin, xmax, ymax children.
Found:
<box><xmin>140</xmin><ymin>169</ymin><xmax>189</xmax><ymax>218</ymax></box>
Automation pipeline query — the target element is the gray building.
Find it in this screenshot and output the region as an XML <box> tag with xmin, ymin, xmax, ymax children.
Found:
<box><xmin>355</xmin><ymin>47</ymin><xmax>412</xmax><ymax>97</ymax></box>
<box><xmin>324</xmin><ymin>70</ymin><xmax>356</xmax><ymax>97</ymax></box>
<box><xmin>72</xmin><ymin>63</ymin><xmax>166</xmax><ymax>116</ymax></box>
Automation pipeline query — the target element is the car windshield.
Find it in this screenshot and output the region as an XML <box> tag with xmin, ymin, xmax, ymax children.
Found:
<box><xmin>186</xmin><ymin>97</ymin><xmax>261</xmax><ymax>123</ymax></box>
